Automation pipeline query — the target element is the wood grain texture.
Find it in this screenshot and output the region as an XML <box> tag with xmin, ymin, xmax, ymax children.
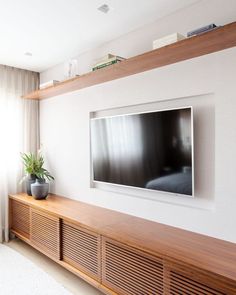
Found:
<box><xmin>22</xmin><ymin>21</ymin><xmax>236</xmax><ymax>100</ymax></box>
<box><xmin>9</xmin><ymin>193</ymin><xmax>236</xmax><ymax>290</ymax></box>
<box><xmin>10</xmin><ymin>199</ymin><xmax>30</xmax><ymax>239</ymax></box>
<box><xmin>164</xmin><ymin>259</ymin><xmax>236</xmax><ymax>295</ymax></box>
<box><xmin>62</xmin><ymin>220</ymin><xmax>101</xmax><ymax>281</ymax></box>
<box><xmin>102</xmin><ymin>237</ymin><xmax>164</xmax><ymax>295</ymax></box>
<box><xmin>11</xmin><ymin>228</ymin><xmax>103</xmax><ymax>292</ymax></box>
<box><xmin>30</xmin><ymin>208</ymin><xmax>60</xmax><ymax>259</ymax></box>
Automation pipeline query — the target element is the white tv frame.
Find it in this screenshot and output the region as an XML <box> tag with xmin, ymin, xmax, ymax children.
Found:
<box><xmin>90</xmin><ymin>106</ymin><xmax>194</xmax><ymax>198</ymax></box>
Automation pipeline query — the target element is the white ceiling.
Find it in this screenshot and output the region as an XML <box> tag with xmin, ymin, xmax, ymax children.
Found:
<box><xmin>0</xmin><ymin>0</ymin><xmax>198</xmax><ymax>72</ymax></box>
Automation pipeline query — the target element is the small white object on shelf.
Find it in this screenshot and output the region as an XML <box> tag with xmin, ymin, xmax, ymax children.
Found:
<box><xmin>39</xmin><ymin>80</ymin><xmax>59</xmax><ymax>89</ymax></box>
<box><xmin>64</xmin><ymin>59</ymin><xmax>78</xmax><ymax>79</ymax></box>
<box><xmin>95</xmin><ymin>53</ymin><xmax>116</xmax><ymax>64</ymax></box>
<box><xmin>153</xmin><ymin>33</ymin><xmax>185</xmax><ymax>50</ymax></box>
<box><xmin>94</xmin><ymin>56</ymin><xmax>125</xmax><ymax>67</ymax></box>
<box><xmin>92</xmin><ymin>54</ymin><xmax>126</xmax><ymax>71</ymax></box>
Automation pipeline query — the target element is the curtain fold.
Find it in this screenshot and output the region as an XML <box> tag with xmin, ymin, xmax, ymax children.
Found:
<box><xmin>0</xmin><ymin>64</ymin><xmax>39</xmax><ymax>242</ymax></box>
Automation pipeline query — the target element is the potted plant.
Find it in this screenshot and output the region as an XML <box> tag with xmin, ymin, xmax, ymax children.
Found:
<box><xmin>21</xmin><ymin>152</ymin><xmax>54</xmax><ymax>199</ymax></box>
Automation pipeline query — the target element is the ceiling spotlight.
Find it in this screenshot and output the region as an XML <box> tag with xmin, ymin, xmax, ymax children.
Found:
<box><xmin>24</xmin><ymin>52</ymin><xmax>32</xmax><ymax>57</ymax></box>
<box><xmin>98</xmin><ymin>4</ymin><xmax>110</xmax><ymax>13</ymax></box>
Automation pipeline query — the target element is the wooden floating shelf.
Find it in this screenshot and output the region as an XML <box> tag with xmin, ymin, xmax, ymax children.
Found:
<box><xmin>23</xmin><ymin>21</ymin><xmax>236</xmax><ymax>100</ymax></box>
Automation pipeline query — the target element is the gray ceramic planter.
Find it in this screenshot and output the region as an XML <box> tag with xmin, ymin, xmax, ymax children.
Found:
<box><xmin>26</xmin><ymin>174</ymin><xmax>36</xmax><ymax>196</ymax></box>
<box><xmin>31</xmin><ymin>179</ymin><xmax>49</xmax><ymax>200</ymax></box>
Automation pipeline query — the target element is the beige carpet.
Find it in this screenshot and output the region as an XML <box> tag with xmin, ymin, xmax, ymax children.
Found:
<box><xmin>6</xmin><ymin>239</ymin><xmax>102</xmax><ymax>295</ymax></box>
<box><xmin>0</xmin><ymin>243</ymin><xmax>72</xmax><ymax>295</ymax></box>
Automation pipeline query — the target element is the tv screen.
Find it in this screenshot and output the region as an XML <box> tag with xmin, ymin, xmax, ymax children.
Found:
<box><xmin>91</xmin><ymin>107</ymin><xmax>194</xmax><ymax>196</ymax></box>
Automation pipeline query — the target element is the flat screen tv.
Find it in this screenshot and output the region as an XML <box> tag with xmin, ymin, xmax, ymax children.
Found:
<box><xmin>90</xmin><ymin>107</ymin><xmax>194</xmax><ymax>196</ymax></box>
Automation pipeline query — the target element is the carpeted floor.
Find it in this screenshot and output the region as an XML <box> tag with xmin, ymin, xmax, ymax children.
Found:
<box><xmin>0</xmin><ymin>243</ymin><xmax>72</xmax><ymax>295</ymax></box>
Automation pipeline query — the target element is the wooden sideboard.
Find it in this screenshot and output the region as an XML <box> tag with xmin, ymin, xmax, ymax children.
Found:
<box><xmin>9</xmin><ymin>193</ymin><xmax>236</xmax><ymax>294</ymax></box>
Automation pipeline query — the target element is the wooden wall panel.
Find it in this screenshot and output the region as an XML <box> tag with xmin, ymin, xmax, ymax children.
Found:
<box><xmin>30</xmin><ymin>208</ymin><xmax>60</xmax><ymax>259</ymax></box>
<box><xmin>10</xmin><ymin>199</ymin><xmax>30</xmax><ymax>239</ymax></box>
<box><xmin>62</xmin><ymin>221</ymin><xmax>101</xmax><ymax>281</ymax></box>
<box><xmin>102</xmin><ymin>237</ymin><xmax>164</xmax><ymax>295</ymax></box>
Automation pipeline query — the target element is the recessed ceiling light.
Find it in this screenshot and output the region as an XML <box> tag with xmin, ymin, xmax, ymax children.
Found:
<box><xmin>24</xmin><ymin>52</ymin><xmax>32</xmax><ymax>57</ymax></box>
<box><xmin>98</xmin><ymin>4</ymin><xmax>110</xmax><ymax>13</ymax></box>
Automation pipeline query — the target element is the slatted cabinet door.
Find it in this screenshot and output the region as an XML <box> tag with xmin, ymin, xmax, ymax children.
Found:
<box><xmin>10</xmin><ymin>199</ymin><xmax>30</xmax><ymax>239</ymax></box>
<box><xmin>102</xmin><ymin>237</ymin><xmax>164</xmax><ymax>295</ymax></box>
<box><xmin>62</xmin><ymin>221</ymin><xmax>101</xmax><ymax>281</ymax></box>
<box><xmin>165</xmin><ymin>261</ymin><xmax>230</xmax><ymax>295</ymax></box>
<box><xmin>30</xmin><ymin>208</ymin><xmax>60</xmax><ymax>259</ymax></box>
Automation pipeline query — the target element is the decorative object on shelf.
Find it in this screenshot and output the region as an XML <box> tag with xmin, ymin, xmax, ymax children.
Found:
<box><xmin>92</xmin><ymin>53</ymin><xmax>125</xmax><ymax>71</ymax></box>
<box><xmin>187</xmin><ymin>23</ymin><xmax>218</xmax><ymax>37</ymax></box>
<box><xmin>153</xmin><ymin>33</ymin><xmax>185</xmax><ymax>49</ymax></box>
<box><xmin>21</xmin><ymin>151</ymin><xmax>54</xmax><ymax>197</ymax></box>
<box><xmin>31</xmin><ymin>179</ymin><xmax>49</xmax><ymax>200</ymax></box>
<box><xmin>39</xmin><ymin>80</ymin><xmax>59</xmax><ymax>90</ymax></box>
<box><xmin>64</xmin><ymin>59</ymin><xmax>78</xmax><ymax>79</ymax></box>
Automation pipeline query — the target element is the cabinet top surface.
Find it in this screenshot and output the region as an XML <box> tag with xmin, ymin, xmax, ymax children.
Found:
<box><xmin>9</xmin><ymin>193</ymin><xmax>236</xmax><ymax>282</ymax></box>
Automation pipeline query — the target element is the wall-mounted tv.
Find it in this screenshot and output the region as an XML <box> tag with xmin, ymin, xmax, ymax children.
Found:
<box><xmin>90</xmin><ymin>107</ymin><xmax>194</xmax><ymax>196</ymax></box>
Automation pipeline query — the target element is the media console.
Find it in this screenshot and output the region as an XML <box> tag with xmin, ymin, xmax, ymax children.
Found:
<box><xmin>9</xmin><ymin>193</ymin><xmax>236</xmax><ymax>294</ymax></box>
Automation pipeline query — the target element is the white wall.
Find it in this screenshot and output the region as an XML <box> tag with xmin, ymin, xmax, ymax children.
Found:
<box><xmin>40</xmin><ymin>0</ymin><xmax>236</xmax><ymax>243</ymax></box>
<box><xmin>40</xmin><ymin>0</ymin><xmax>236</xmax><ymax>83</ymax></box>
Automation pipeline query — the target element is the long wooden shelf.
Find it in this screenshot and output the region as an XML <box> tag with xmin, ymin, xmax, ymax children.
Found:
<box><xmin>23</xmin><ymin>21</ymin><xmax>236</xmax><ymax>100</ymax></box>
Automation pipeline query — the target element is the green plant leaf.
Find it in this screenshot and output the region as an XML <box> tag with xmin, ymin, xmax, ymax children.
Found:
<box><xmin>20</xmin><ymin>152</ymin><xmax>54</xmax><ymax>182</ymax></box>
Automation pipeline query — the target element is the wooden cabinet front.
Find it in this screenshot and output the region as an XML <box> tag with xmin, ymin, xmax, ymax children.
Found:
<box><xmin>30</xmin><ymin>208</ymin><xmax>60</xmax><ymax>259</ymax></box>
<box><xmin>165</xmin><ymin>260</ymin><xmax>235</xmax><ymax>295</ymax></box>
<box><xmin>102</xmin><ymin>237</ymin><xmax>164</xmax><ymax>295</ymax></box>
<box><xmin>62</xmin><ymin>221</ymin><xmax>101</xmax><ymax>281</ymax></box>
<box><xmin>10</xmin><ymin>199</ymin><xmax>30</xmax><ymax>239</ymax></box>
<box><xmin>9</xmin><ymin>194</ymin><xmax>236</xmax><ymax>295</ymax></box>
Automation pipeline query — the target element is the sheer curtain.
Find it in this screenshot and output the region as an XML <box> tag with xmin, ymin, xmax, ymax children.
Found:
<box><xmin>0</xmin><ymin>65</ymin><xmax>39</xmax><ymax>242</ymax></box>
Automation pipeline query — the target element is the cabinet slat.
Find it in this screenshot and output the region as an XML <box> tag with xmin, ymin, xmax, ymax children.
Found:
<box><xmin>102</xmin><ymin>237</ymin><xmax>164</xmax><ymax>295</ymax></box>
<box><xmin>30</xmin><ymin>209</ymin><xmax>60</xmax><ymax>259</ymax></box>
<box><xmin>62</xmin><ymin>221</ymin><xmax>101</xmax><ymax>281</ymax></box>
<box><xmin>10</xmin><ymin>199</ymin><xmax>30</xmax><ymax>238</ymax></box>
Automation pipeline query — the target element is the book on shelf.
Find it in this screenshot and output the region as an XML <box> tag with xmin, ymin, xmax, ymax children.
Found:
<box><xmin>95</xmin><ymin>53</ymin><xmax>125</xmax><ymax>64</ymax></box>
<box><xmin>92</xmin><ymin>55</ymin><xmax>126</xmax><ymax>71</ymax></box>
<box><xmin>94</xmin><ymin>56</ymin><xmax>125</xmax><ymax>67</ymax></box>
<box><xmin>92</xmin><ymin>59</ymin><xmax>120</xmax><ymax>71</ymax></box>
<box><xmin>39</xmin><ymin>80</ymin><xmax>59</xmax><ymax>89</ymax></box>
<box><xmin>187</xmin><ymin>23</ymin><xmax>218</xmax><ymax>37</ymax></box>
<box><xmin>153</xmin><ymin>33</ymin><xmax>185</xmax><ymax>50</ymax></box>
